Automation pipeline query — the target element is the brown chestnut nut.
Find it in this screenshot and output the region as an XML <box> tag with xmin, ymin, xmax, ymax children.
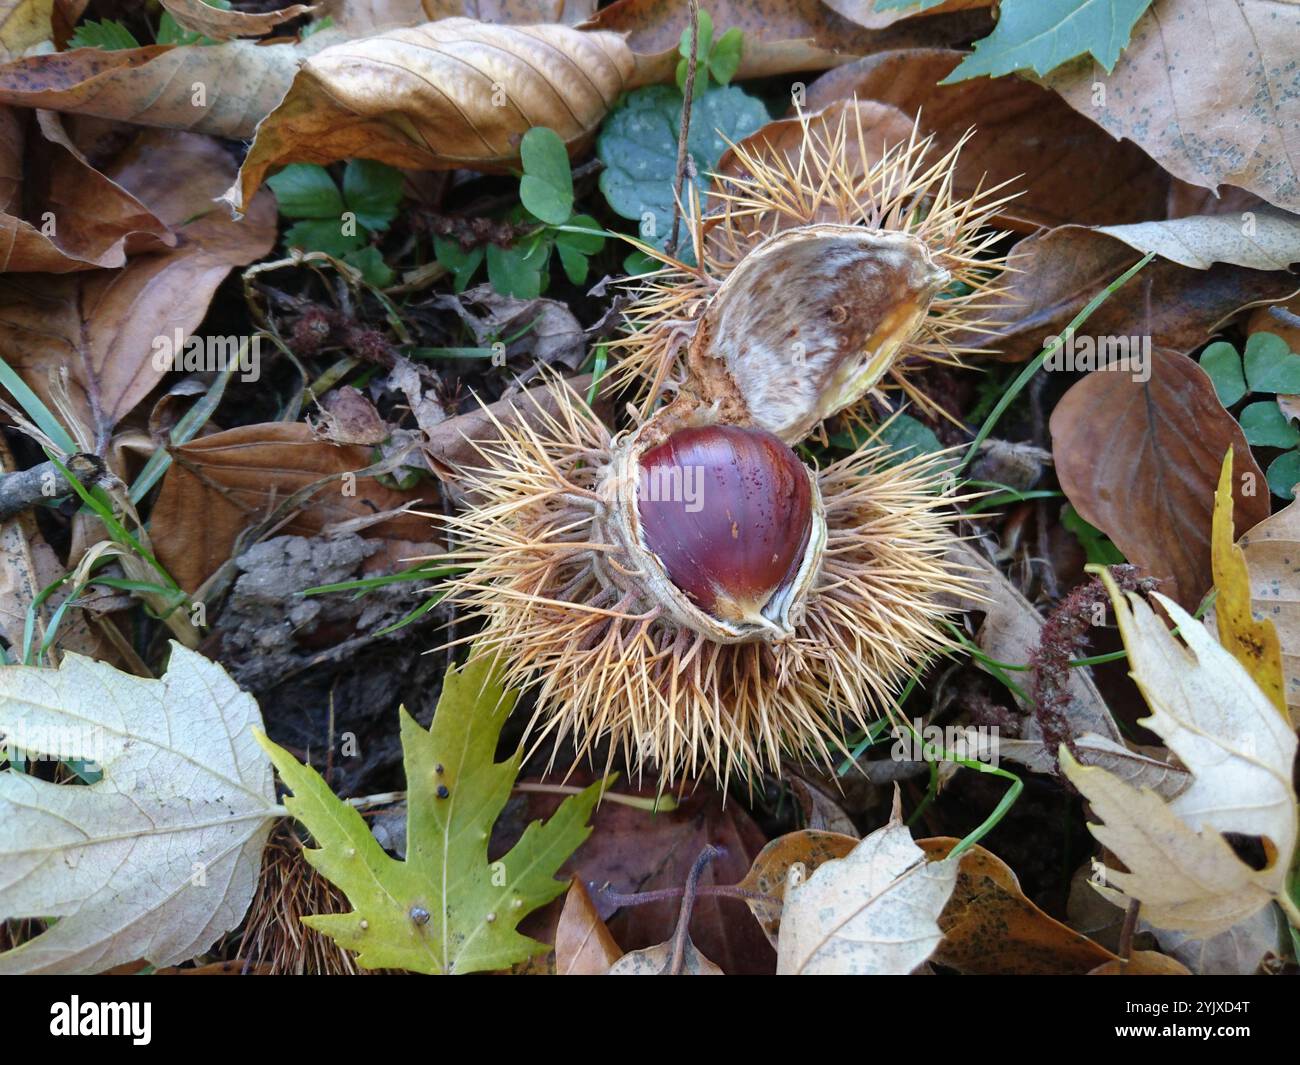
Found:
<box><xmin>636</xmin><ymin>425</ymin><xmax>813</xmax><ymax>626</ymax></box>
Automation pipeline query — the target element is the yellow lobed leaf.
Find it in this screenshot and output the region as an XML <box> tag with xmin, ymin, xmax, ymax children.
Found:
<box><xmin>1210</xmin><ymin>447</ymin><xmax>1288</xmax><ymax>717</ymax></box>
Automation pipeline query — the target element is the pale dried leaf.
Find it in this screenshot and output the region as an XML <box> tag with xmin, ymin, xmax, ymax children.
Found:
<box><xmin>1042</xmin><ymin>0</ymin><xmax>1300</xmax><ymax>211</ymax></box>
<box><xmin>1095</xmin><ymin>206</ymin><xmax>1300</xmax><ymax>270</ymax></box>
<box><xmin>775</xmin><ymin>804</ymin><xmax>957</xmax><ymax>974</ymax></box>
<box><xmin>1063</xmin><ymin>581</ymin><xmax>1298</xmax><ymax>938</ymax></box>
<box><xmin>0</xmin><ymin>644</ymin><xmax>278</xmax><ymax>973</ymax></box>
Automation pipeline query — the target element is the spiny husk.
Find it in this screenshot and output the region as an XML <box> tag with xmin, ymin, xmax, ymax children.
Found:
<box><xmin>434</xmin><ymin>386</ymin><xmax>981</xmax><ymax>785</ymax></box>
<box><xmin>611</xmin><ymin>103</ymin><xmax>1017</xmax><ymax>423</ymax></box>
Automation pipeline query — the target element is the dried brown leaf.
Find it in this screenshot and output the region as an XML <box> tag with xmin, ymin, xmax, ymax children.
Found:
<box><xmin>963</xmin><ymin>225</ymin><xmax>1300</xmax><ymax>361</ymax></box>
<box><xmin>1050</xmin><ymin>347</ymin><xmax>1270</xmax><ymax>608</ymax></box>
<box><xmin>1237</xmin><ymin>497</ymin><xmax>1300</xmax><ymax>719</ymax></box>
<box><xmin>222</xmin><ymin>19</ymin><xmax>635</xmax><ymax>215</ymax></box>
<box><xmin>0</xmin><ymin>34</ymin><xmax>335</xmax><ymax>140</ymax></box>
<box><xmin>555</xmin><ymin>879</ymin><xmax>624</xmax><ymax>975</ymax></box>
<box><xmin>159</xmin><ymin>0</ymin><xmax>316</xmax><ymax>40</ymax></box>
<box><xmin>919</xmin><ymin>838</ymin><xmax>1118</xmax><ymax>975</ymax></box>
<box><xmin>0</xmin><ymin>130</ymin><xmax>274</xmax><ymax>443</ymax></box>
<box><xmin>1043</xmin><ymin>0</ymin><xmax>1300</xmax><ymax>212</ymax></box>
<box><xmin>150</xmin><ymin>422</ymin><xmax>434</xmax><ymax>593</ymax></box>
<box><xmin>804</xmin><ymin>49</ymin><xmax>1169</xmax><ymax>231</ymax></box>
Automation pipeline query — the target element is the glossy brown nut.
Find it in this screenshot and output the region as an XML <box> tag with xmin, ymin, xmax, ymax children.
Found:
<box><xmin>636</xmin><ymin>425</ymin><xmax>813</xmax><ymax>626</ymax></box>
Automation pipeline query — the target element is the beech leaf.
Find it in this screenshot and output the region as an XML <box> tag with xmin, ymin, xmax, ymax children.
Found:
<box><xmin>255</xmin><ymin>653</ymin><xmax>606</xmax><ymax>974</ymax></box>
<box><xmin>222</xmin><ymin>19</ymin><xmax>636</xmax><ymax>216</ymax></box>
<box><xmin>1042</xmin><ymin>0</ymin><xmax>1300</xmax><ymax>212</ymax></box>
<box><xmin>0</xmin><ymin>644</ymin><xmax>278</xmax><ymax>974</ymax></box>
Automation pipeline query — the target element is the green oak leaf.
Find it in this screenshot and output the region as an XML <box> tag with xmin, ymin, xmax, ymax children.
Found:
<box><xmin>256</xmin><ymin>654</ymin><xmax>605</xmax><ymax>974</ymax></box>
<box><xmin>943</xmin><ymin>0</ymin><xmax>1155</xmax><ymax>82</ymax></box>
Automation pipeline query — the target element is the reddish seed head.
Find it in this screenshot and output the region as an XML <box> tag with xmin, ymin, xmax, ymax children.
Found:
<box><xmin>637</xmin><ymin>425</ymin><xmax>813</xmax><ymax>625</ymax></box>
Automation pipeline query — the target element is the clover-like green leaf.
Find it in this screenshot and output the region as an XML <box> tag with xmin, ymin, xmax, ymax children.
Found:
<box><xmin>519</xmin><ymin>126</ymin><xmax>574</xmax><ymax>225</ymax></box>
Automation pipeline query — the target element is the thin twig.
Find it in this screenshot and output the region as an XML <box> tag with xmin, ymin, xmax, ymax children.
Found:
<box><xmin>1268</xmin><ymin>304</ymin><xmax>1300</xmax><ymax>331</ymax></box>
<box><xmin>669</xmin><ymin>844</ymin><xmax>719</xmax><ymax>973</ymax></box>
<box><xmin>665</xmin><ymin>0</ymin><xmax>700</xmax><ymax>258</ymax></box>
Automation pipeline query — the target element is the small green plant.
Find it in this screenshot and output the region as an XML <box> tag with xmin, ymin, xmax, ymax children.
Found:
<box><xmin>435</xmin><ymin>126</ymin><xmax>604</xmax><ymax>299</ymax></box>
<box><xmin>266</xmin><ymin>159</ymin><xmax>403</xmax><ymax>286</ymax></box>
<box><xmin>1199</xmin><ymin>331</ymin><xmax>1300</xmax><ymax>498</ymax></box>
<box><xmin>68</xmin><ymin>0</ymin><xmax>234</xmax><ymax>49</ymax></box>
<box><xmin>675</xmin><ymin>8</ymin><xmax>744</xmax><ymax>92</ymax></box>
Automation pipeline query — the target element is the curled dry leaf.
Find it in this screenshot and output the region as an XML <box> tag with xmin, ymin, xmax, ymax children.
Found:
<box><xmin>159</xmin><ymin>0</ymin><xmax>317</xmax><ymax>39</ymax></box>
<box><xmin>738</xmin><ymin>829</ymin><xmax>857</xmax><ymax>946</ymax></box>
<box><xmin>918</xmin><ymin>838</ymin><xmax>1118</xmax><ymax>975</ymax></box>
<box><xmin>0</xmin><ymin>644</ymin><xmax>278</xmax><ymax>974</ymax></box>
<box><xmin>1063</xmin><ymin>572</ymin><xmax>1298</xmax><ymax>940</ymax></box>
<box><xmin>1050</xmin><ymin>347</ymin><xmax>1270</xmax><ymax>609</ymax></box>
<box><xmin>775</xmin><ymin>800</ymin><xmax>958</xmax><ymax>975</ymax></box>
<box><xmin>805</xmin><ymin>49</ymin><xmax>1169</xmax><ymax>231</ymax></box>
<box><xmin>222</xmin><ymin>19</ymin><xmax>635</xmax><ymax>216</ymax></box>
<box><xmin>0</xmin><ymin>111</ymin><xmax>174</xmax><ymax>272</ymax></box>
<box><xmin>149</xmin><ymin>422</ymin><xmax>434</xmax><ymax>593</ymax></box>
<box><xmin>333</xmin><ymin>0</ymin><xmax>594</xmax><ymax>35</ymax></box>
<box><xmin>0</xmin><ymin>130</ymin><xmax>275</xmax><ymax>444</ymax></box>
<box><xmin>1042</xmin><ymin>0</ymin><xmax>1300</xmax><ymax>212</ymax></box>
<box><xmin>0</xmin><ymin>35</ymin><xmax>336</xmax><ymax>140</ymax></box>
<box><xmin>555</xmin><ymin>879</ymin><xmax>623</xmax><ymax>975</ymax></box>
<box><xmin>583</xmin><ymin>0</ymin><xmax>994</xmax><ymax>82</ymax></box>
<box><xmin>1237</xmin><ymin>496</ymin><xmax>1300</xmax><ymax>720</ymax></box>
<box><xmin>1094</xmin><ymin>207</ymin><xmax>1300</xmax><ymax>272</ymax></box>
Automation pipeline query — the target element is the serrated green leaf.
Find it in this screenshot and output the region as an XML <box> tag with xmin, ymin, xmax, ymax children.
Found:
<box><xmin>342</xmin><ymin>159</ymin><xmax>404</xmax><ymax>232</ymax></box>
<box><xmin>283</xmin><ymin>218</ymin><xmax>365</xmax><ymax>258</ymax></box>
<box><xmin>267</xmin><ymin>163</ymin><xmax>345</xmax><ymax>220</ymax></box>
<box><xmin>1199</xmin><ymin>341</ymin><xmax>1248</xmax><ymax>408</ymax></box>
<box><xmin>487</xmin><ymin>240</ymin><xmax>546</xmax><ymax>300</ymax></box>
<box><xmin>1266</xmin><ymin>450</ymin><xmax>1300</xmax><ymax>501</ymax></box>
<box><xmin>1244</xmin><ymin>332</ymin><xmax>1300</xmax><ymax>395</ymax></box>
<box><xmin>434</xmin><ymin>237</ymin><xmax>484</xmax><ymax>292</ymax></box>
<box><xmin>597</xmin><ymin>84</ymin><xmax>768</xmax><ymax>255</ymax></box>
<box><xmin>68</xmin><ymin>19</ymin><xmax>141</xmax><ymax>51</ymax></box>
<box><xmin>943</xmin><ymin>0</ymin><xmax>1155</xmax><ymax>82</ymax></box>
<box><xmin>343</xmin><ymin>245</ymin><xmax>393</xmax><ymax>287</ymax></box>
<box><xmin>1240</xmin><ymin>401</ymin><xmax>1300</xmax><ymax>449</ymax></box>
<box><xmin>156</xmin><ymin>0</ymin><xmax>230</xmax><ymax>46</ymax></box>
<box><xmin>255</xmin><ymin>654</ymin><xmax>606</xmax><ymax>974</ymax></box>
<box><xmin>519</xmin><ymin>126</ymin><xmax>574</xmax><ymax>225</ymax></box>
